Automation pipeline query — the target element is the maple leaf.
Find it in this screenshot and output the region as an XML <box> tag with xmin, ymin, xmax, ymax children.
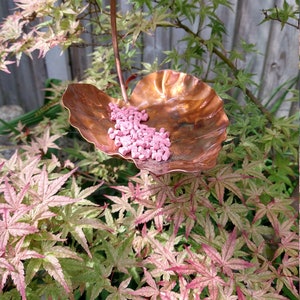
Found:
<box><xmin>218</xmin><ymin>281</ymin><xmax>239</xmax><ymax>300</ymax></box>
<box><xmin>70</xmin><ymin>253</ymin><xmax>112</xmax><ymax>300</ymax></box>
<box><xmin>144</xmin><ymin>233</ymin><xmax>187</xmax><ymax>282</ymax></box>
<box><xmin>0</xmin><ymin>153</ymin><xmax>41</xmax><ymax>190</ymax></box>
<box><xmin>40</xmin><ymin>241</ymin><xmax>83</xmax><ymax>296</ymax></box>
<box><xmin>186</xmin><ymin>264</ymin><xmax>224</xmax><ymax>299</ymax></box>
<box><xmin>59</xmin><ymin>182</ymin><xmax>112</xmax><ymax>258</ymax></box>
<box><xmin>161</xmin><ymin>194</ymin><xmax>197</xmax><ymax>236</ymax></box>
<box><xmin>130</xmin><ymin>268</ymin><xmax>179</xmax><ymax>300</ymax></box>
<box><xmin>129</xmin><ymin>268</ymin><xmax>160</xmax><ymax>299</ymax></box>
<box><xmin>100</xmin><ymin>235</ymin><xmax>136</xmax><ymax>274</ymax></box>
<box><xmin>0</xmin><ymin>208</ymin><xmax>38</xmax><ymax>250</ymax></box>
<box><xmin>42</xmin><ymin>254</ymin><xmax>71</xmax><ymax>294</ymax></box>
<box><xmin>266</xmin><ymin>256</ymin><xmax>299</xmax><ymax>298</ymax></box>
<box><xmin>170</xmin><ymin>248</ymin><xmax>226</xmax><ymax>298</ymax></box>
<box><xmin>272</xmin><ymin>231</ymin><xmax>299</xmax><ymax>260</ymax></box>
<box><xmin>0</xmin><ymin>236</ymin><xmax>43</xmax><ymax>300</ymax></box>
<box><xmin>106</xmin><ymin>276</ymin><xmax>135</xmax><ymax>300</ymax></box>
<box><xmin>21</xmin><ymin>127</ymin><xmax>61</xmax><ymax>155</ymax></box>
<box><xmin>207</xmin><ymin>165</ymin><xmax>245</xmax><ymax>204</ymax></box>
<box><xmin>7</xmin><ymin>155</ymin><xmax>41</xmax><ymax>188</ymax></box>
<box><xmin>242</xmin><ymin>219</ymin><xmax>274</xmax><ymax>247</ymax></box>
<box><xmin>240</xmin><ymin>282</ymin><xmax>290</xmax><ymax>300</ymax></box>
<box><xmin>31</xmin><ymin>166</ymin><xmax>78</xmax><ymax>207</ymax></box>
<box><xmin>216</xmin><ymin>195</ymin><xmax>249</xmax><ymax>230</ymax></box>
<box><xmin>105</xmin><ymin>192</ymin><xmax>138</xmax><ymax>223</ymax></box>
<box><xmin>0</xmin><ymin>179</ymin><xmax>30</xmax><ymax>212</ymax></box>
<box><xmin>202</xmin><ymin>228</ymin><xmax>254</xmax><ymax>278</ymax></box>
<box><xmin>253</xmin><ymin>197</ymin><xmax>295</xmax><ymax>225</ymax></box>
<box><xmin>133</xmin><ymin>174</ymin><xmax>177</xmax><ymax>231</ymax></box>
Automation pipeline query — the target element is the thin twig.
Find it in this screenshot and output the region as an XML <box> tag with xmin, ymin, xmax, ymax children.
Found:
<box><xmin>262</xmin><ymin>7</ymin><xmax>300</xmax><ymax>30</ymax></box>
<box><xmin>174</xmin><ymin>19</ymin><xmax>274</xmax><ymax>124</ymax></box>
<box><xmin>110</xmin><ymin>0</ymin><xmax>128</xmax><ymax>102</ymax></box>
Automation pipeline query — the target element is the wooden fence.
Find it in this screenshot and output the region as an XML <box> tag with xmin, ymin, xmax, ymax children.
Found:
<box><xmin>0</xmin><ymin>0</ymin><xmax>298</xmax><ymax>115</ymax></box>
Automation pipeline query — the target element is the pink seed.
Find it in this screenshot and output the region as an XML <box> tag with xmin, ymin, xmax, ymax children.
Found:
<box><xmin>119</xmin><ymin>147</ymin><xmax>130</xmax><ymax>155</ymax></box>
<box><xmin>108</xmin><ymin>104</ymin><xmax>171</xmax><ymax>162</ymax></box>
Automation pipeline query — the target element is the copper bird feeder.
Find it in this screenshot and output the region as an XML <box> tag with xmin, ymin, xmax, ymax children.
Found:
<box><xmin>62</xmin><ymin>70</ymin><xmax>229</xmax><ymax>175</ymax></box>
<box><xmin>61</xmin><ymin>1</ymin><xmax>229</xmax><ymax>175</ymax></box>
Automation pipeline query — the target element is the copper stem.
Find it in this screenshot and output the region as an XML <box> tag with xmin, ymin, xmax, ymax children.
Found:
<box><xmin>110</xmin><ymin>0</ymin><xmax>128</xmax><ymax>102</ymax></box>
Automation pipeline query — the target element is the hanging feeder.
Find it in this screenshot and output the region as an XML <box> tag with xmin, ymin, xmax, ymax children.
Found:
<box><xmin>61</xmin><ymin>1</ymin><xmax>229</xmax><ymax>175</ymax></box>
<box><xmin>62</xmin><ymin>70</ymin><xmax>229</xmax><ymax>175</ymax></box>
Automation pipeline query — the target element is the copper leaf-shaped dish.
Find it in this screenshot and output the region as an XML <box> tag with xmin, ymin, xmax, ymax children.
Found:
<box><xmin>62</xmin><ymin>70</ymin><xmax>229</xmax><ymax>175</ymax></box>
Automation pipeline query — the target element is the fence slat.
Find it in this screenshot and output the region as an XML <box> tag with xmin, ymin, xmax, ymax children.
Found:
<box><xmin>0</xmin><ymin>0</ymin><xmax>298</xmax><ymax>116</ymax></box>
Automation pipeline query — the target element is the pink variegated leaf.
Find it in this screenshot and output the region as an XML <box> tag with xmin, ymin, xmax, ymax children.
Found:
<box><xmin>10</xmin><ymin>252</ymin><xmax>44</xmax><ymax>299</ymax></box>
<box><xmin>30</xmin><ymin>205</ymin><xmax>56</xmax><ymax>224</ymax></box>
<box><xmin>46</xmin><ymin>195</ymin><xmax>79</xmax><ymax>207</ymax></box>
<box><xmin>36</xmin><ymin>165</ymin><xmax>48</xmax><ymax>200</ymax></box>
<box><xmin>0</xmin><ymin>209</ymin><xmax>38</xmax><ymax>247</ymax></box>
<box><xmin>35</xmin><ymin>167</ymin><xmax>76</xmax><ymax>202</ymax></box>
<box><xmin>17</xmin><ymin>155</ymin><xmax>41</xmax><ymax>187</ymax></box>
<box><xmin>0</xmin><ymin>257</ymin><xmax>14</xmax><ymax>271</ymax></box>
<box><xmin>168</xmin><ymin>264</ymin><xmax>195</xmax><ymax>275</ymax></box>
<box><xmin>130</xmin><ymin>270</ymin><xmax>160</xmax><ymax>298</ymax></box>
<box><xmin>10</xmin><ymin>261</ymin><xmax>27</xmax><ymax>300</ymax></box>
<box><xmin>75</xmin><ymin>182</ymin><xmax>103</xmax><ymax>201</ymax></box>
<box><xmin>143</xmin><ymin>268</ymin><xmax>158</xmax><ymax>289</ymax></box>
<box><xmin>42</xmin><ymin>254</ymin><xmax>70</xmax><ymax>294</ymax></box>
<box><xmin>236</xmin><ymin>286</ymin><xmax>246</xmax><ymax>300</ymax></box>
<box><xmin>45</xmin><ymin>168</ymin><xmax>77</xmax><ymax>198</ymax></box>
<box><xmin>186</xmin><ymin>269</ymin><xmax>225</xmax><ymax>292</ymax></box>
<box><xmin>117</xmin><ymin>276</ymin><xmax>135</xmax><ymax>296</ymax></box>
<box><xmin>221</xmin><ymin>227</ymin><xmax>237</xmax><ymax>262</ymax></box>
<box><xmin>7</xmin><ymin>222</ymin><xmax>38</xmax><ymax>237</ymax></box>
<box><xmin>130</xmin><ymin>268</ymin><xmax>160</xmax><ymax>298</ymax></box>
<box><xmin>20</xmin><ymin>250</ymin><xmax>44</xmax><ymax>261</ymax></box>
<box><xmin>33</xmin><ymin>127</ymin><xmax>61</xmax><ymax>154</ymax></box>
<box><xmin>185</xmin><ymin>217</ymin><xmax>195</xmax><ymax>238</ymax></box>
<box><xmin>154</xmin><ymin>214</ymin><xmax>163</xmax><ymax>232</ymax></box>
<box><xmin>130</xmin><ymin>286</ymin><xmax>159</xmax><ymax>298</ymax></box>
<box><xmin>202</xmin><ymin>243</ymin><xmax>222</xmax><ymax>265</ymax></box>
<box><xmin>71</xmin><ymin>226</ymin><xmax>92</xmax><ymax>258</ymax></box>
<box><xmin>0</xmin><ymin>270</ymin><xmax>10</xmax><ymax>291</ymax></box>
<box><xmin>225</xmin><ymin>258</ymin><xmax>254</xmax><ymax>270</ymax></box>
<box><xmin>6</xmin><ymin>237</ymin><xmax>43</xmax><ymax>300</ymax></box>
<box><xmin>4</xmin><ymin>179</ymin><xmax>20</xmax><ymax>205</ymax></box>
<box><xmin>13</xmin><ymin>236</ymin><xmax>44</xmax><ymax>259</ymax></box>
<box><xmin>0</xmin><ymin>231</ymin><xmax>9</xmax><ymax>250</ymax></box>
<box><xmin>135</xmin><ymin>207</ymin><xmax>163</xmax><ymax>225</ymax></box>
<box><xmin>202</xmin><ymin>231</ymin><xmax>253</xmax><ymax>277</ymax></box>
<box><xmin>0</xmin><ymin>181</ymin><xmax>30</xmax><ymax>211</ymax></box>
<box><xmin>46</xmin><ymin>246</ymin><xmax>82</xmax><ymax>261</ymax></box>
<box><xmin>186</xmin><ymin>276</ymin><xmax>212</xmax><ymax>291</ymax></box>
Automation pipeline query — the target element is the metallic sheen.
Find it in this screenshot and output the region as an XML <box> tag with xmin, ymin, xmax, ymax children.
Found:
<box><xmin>62</xmin><ymin>70</ymin><xmax>229</xmax><ymax>174</ymax></box>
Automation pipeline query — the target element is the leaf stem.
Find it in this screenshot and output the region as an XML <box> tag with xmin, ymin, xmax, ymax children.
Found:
<box><xmin>110</xmin><ymin>0</ymin><xmax>128</xmax><ymax>102</ymax></box>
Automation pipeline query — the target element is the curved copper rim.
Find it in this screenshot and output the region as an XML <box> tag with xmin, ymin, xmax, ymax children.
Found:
<box><xmin>62</xmin><ymin>70</ymin><xmax>229</xmax><ymax>174</ymax></box>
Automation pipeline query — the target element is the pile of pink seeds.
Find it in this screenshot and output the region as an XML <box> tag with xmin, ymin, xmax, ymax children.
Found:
<box><xmin>108</xmin><ymin>103</ymin><xmax>171</xmax><ymax>161</ymax></box>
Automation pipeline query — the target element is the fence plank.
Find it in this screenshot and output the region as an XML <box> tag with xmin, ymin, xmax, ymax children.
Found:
<box><xmin>0</xmin><ymin>1</ymin><xmax>47</xmax><ymax>111</ymax></box>
<box><xmin>258</xmin><ymin>0</ymin><xmax>298</xmax><ymax>116</ymax></box>
<box><xmin>0</xmin><ymin>0</ymin><xmax>298</xmax><ymax>116</ymax></box>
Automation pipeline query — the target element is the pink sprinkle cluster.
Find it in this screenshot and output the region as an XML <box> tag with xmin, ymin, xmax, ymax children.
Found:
<box><xmin>108</xmin><ymin>103</ymin><xmax>171</xmax><ymax>161</ymax></box>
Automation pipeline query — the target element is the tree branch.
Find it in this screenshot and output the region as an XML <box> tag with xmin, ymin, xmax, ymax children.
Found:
<box><xmin>174</xmin><ymin>19</ymin><xmax>274</xmax><ymax>124</ymax></box>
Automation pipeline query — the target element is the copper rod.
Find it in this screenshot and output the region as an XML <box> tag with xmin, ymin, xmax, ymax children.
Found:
<box><xmin>110</xmin><ymin>0</ymin><xmax>128</xmax><ymax>102</ymax></box>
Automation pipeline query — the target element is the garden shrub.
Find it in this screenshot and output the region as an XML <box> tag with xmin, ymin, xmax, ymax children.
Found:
<box><xmin>0</xmin><ymin>0</ymin><xmax>298</xmax><ymax>299</ymax></box>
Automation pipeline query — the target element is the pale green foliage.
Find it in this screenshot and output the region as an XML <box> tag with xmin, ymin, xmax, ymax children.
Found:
<box><xmin>0</xmin><ymin>0</ymin><xmax>299</xmax><ymax>299</ymax></box>
<box><xmin>0</xmin><ymin>125</ymin><xmax>115</xmax><ymax>300</ymax></box>
<box><xmin>0</xmin><ymin>0</ymin><xmax>87</xmax><ymax>72</ymax></box>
